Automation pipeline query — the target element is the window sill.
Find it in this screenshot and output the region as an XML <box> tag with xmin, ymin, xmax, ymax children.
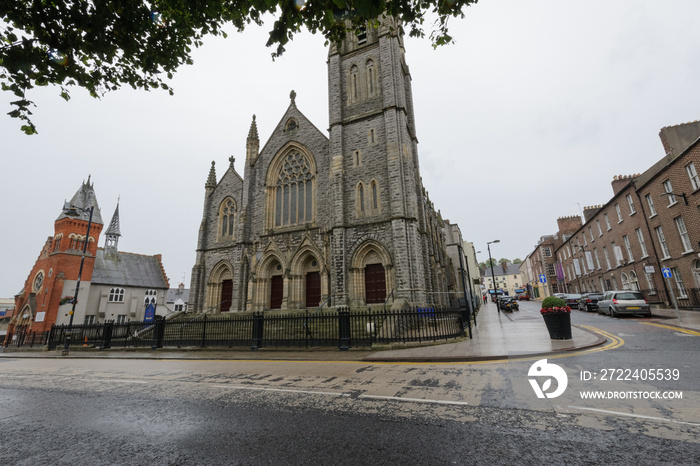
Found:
<box><xmin>682</xmin><ymin>250</ymin><xmax>695</xmax><ymax>255</ymax></box>
<box><xmin>667</xmin><ymin>201</ymin><xmax>678</xmax><ymax>208</ymax></box>
<box><xmin>649</xmin><ymin>213</ymin><xmax>658</xmax><ymax>219</ymax></box>
<box><xmin>661</xmin><ymin>256</ymin><xmax>671</xmax><ymax>261</ymax></box>
<box><xmin>629</xmin><ymin>211</ymin><xmax>637</xmax><ymax>216</ymax></box>
<box><xmin>640</xmin><ymin>255</ymin><xmax>649</xmax><ymax>260</ymax></box>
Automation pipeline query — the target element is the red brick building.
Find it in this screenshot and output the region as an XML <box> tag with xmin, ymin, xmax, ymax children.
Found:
<box><xmin>5</xmin><ymin>178</ymin><xmax>170</xmax><ymax>346</ymax></box>
<box><xmin>555</xmin><ymin>121</ymin><xmax>700</xmax><ymax>307</ymax></box>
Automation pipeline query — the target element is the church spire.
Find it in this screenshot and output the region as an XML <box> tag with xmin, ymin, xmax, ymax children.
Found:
<box><xmin>104</xmin><ymin>200</ymin><xmax>121</xmax><ymax>258</ymax></box>
<box><xmin>246</xmin><ymin>115</ymin><xmax>260</xmax><ymax>166</ymax></box>
<box><xmin>205</xmin><ymin>161</ymin><xmax>217</xmax><ymax>189</ymax></box>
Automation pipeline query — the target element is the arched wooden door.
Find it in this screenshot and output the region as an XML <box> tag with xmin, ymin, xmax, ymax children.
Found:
<box><xmin>270</xmin><ymin>275</ymin><xmax>283</xmax><ymax>309</ymax></box>
<box><xmin>365</xmin><ymin>263</ymin><xmax>386</xmax><ymax>304</ymax></box>
<box><xmin>220</xmin><ymin>279</ymin><xmax>233</xmax><ymax>313</ymax></box>
<box><xmin>305</xmin><ymin>272</ymin><xmax>321</xmax><ymax>308</ymax></box>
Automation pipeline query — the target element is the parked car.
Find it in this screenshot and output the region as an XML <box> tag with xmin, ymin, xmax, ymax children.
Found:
<box><xmin>518</xmin><ymin>294</ymin><xmax>530</xmax><ymax>301</ymax></box>
<box><xmin>578</xmin><ymin>293</ymin><xmax>604</xmax><ymax>312</ymax></box>
<box><xmin>563</xmin><ymin>293</ymin><xmax>582</xmax><ymax>309</ymax></box>
<box><xmin>498</xmin><ymin>296</ymin><xmax>519</xmax><ymax>312</ymax></box>
<box><xmin>596</xmin><ymin>291</ymin><xmax>651</xmax><ymax>317</ymax></box>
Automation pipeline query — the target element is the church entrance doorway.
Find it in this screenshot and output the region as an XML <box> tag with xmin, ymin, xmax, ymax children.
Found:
<box><xmin>270</xmin><ymin>275</ymin><xmax>283</xmax><ymax>309</ymax></box>
<box><xmin>365</xmin><ymin>263</ymin><xmax>386</xmax><ymax>304</ymax></box>
<box><xmin>305</xmin><ymin>272</ymin><xmax>321</xmax><ymax>308</ymax></box>
<box><xmin>220</xmin><ymin>279</ymin><xmax>233</xmax><ymax>313</ymax></box>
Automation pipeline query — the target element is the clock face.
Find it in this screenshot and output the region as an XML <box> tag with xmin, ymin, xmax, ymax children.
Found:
<box><xmin>34</xmin><ymin>272</ymin><xmax>44</xmax><ymax>291</ymax></box>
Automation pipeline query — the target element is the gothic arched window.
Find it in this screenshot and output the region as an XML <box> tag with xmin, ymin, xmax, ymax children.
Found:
<box><xmin>219</xmin><ymin>198</ymin><xmax>236</xmax><ymax>239</ymax></box>
<box><xmin>349</xmin><ymin>65</ymin><xmax>359</xmax><ymax>102</ymax></box>
<box><xmin>274</xmin><ymin>151</ymin><xmax>314</xmax><ymax>227</ymax></box>
<box><xmin>370</xmin><ymin>179</ymin><xmax>379</xmax><ymax>211</ymax></box>
<box><xmin>358</xmin><ymin>183</ymin><xmax>365</xmax><ymax>214</ymax></box>
<box><xmin>366</xmin><ymin>59</ymin><xmax>376</xmax><ymax>96</ymax></box>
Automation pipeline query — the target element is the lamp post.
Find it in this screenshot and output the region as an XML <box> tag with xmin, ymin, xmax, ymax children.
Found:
<box><xmin>63</xmin><ymin>205</ymin><xmax>94</xmax><ymax>355</ymax></box>
<box><xmin>487</xmin><ymin>240</ymin><xmax>500</xmax><ymax>312</ymax></box>
<box><xmin>457</xmin><ymin>243</ymin><xmax>473</xmax><ymax>338</ymax></box>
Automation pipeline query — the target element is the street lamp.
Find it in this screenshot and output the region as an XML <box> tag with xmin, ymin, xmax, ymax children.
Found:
<box><xmin>63</xmin><ymin>205</ymin><xmax>94</xmax><ymax>355</ymax></box>
<box><xmin>487</xmin><ymin>240</ymin><xmax>500</xmax><ymax>313</ymax></box>
<box><xmin>661</xmin><ymin>191</ymin><xmax>688</xmax><ymax>205</ymax></box>
<box><xmin>457</xmin><ymin>243</ymin><xmax>473</xmax><ymax>338</ymax></box>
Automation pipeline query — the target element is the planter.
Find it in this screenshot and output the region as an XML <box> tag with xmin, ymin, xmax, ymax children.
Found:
<box><xmin>542</xmin><ymin>312</ymin><xmax>572</xmax><ymax>340</ymax></box>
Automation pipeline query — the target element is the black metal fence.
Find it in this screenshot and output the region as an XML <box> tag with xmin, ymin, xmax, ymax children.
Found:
<box><xmin>639</xmin><ymin>287</ymin><xmax>700</xmax><ymax>309</ymax></box>
<box><xmin>41</xmin><ymin>306</ymin><xmax>468</xmax><ymax>351</ymax></box>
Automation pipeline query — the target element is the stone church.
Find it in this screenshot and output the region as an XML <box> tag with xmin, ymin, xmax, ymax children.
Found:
<box><xmin>189</xmin><ymin>18</ymin><xmax>455</xmax><ymax>313</ymax></box>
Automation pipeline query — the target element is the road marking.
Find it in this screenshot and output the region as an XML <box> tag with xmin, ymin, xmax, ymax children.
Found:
<box><xmin>568</xmin><ymin>405</ymin><xmax>700</xmax><ymax>427</ymax></box>
<box><xmin>639</xmin><ymin>322</ymin><xmax>700</xmax><ymax>336</ymax></box>
<box><xmin>359</xmin><ymin>394</ymin><xmax>470</xmax><ymax>406</ymax></box>
<box><xmin>210</xmin><ymin>385</ymin><xmax>345</xmax><ymax>397</ymax></box>
<box><xmin>87</xmin><ymin>378</ymin><xmax>149</xmax><ymax>384</ymax></box>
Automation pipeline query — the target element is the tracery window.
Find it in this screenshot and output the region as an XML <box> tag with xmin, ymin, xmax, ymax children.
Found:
<box><xmin>274</xmin><ymin>151</ymin><xmax>314</xmax><ymax>227</ymax></box>
<box><xmin>144</xmin><ymin>289</ymin><xmax>157</xmax><ymax>305</ymax></box>
<box><xmin>219</xmin><ymin>198</ymin><xmax>236</xmax><ymax>239</ymax></box>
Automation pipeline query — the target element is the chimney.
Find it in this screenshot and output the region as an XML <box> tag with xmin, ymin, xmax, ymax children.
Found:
<box><xmin>582</xmin><ymin>205</ymin><xmax>602</xmax><ymax>223</ymax></box>
<box><xmin>557</xmin><ymin>215</ymin><xmax>583</xmax><ymax>236</ymax></box>
<box><xmin>611</xmin><ymin>174</ymin><xmax>638</xmax><ymax>196</ymax></box>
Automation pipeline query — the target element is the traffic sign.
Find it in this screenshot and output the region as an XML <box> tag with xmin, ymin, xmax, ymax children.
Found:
<box><xmin>539</xmin><ymin>274</ymin><xmax>547</xmax><ymax>284</ymax></box>
<box><xmin>662</xmin><ymin>268</ymin><xmax>672</xmax><ymax>278</ymax></box>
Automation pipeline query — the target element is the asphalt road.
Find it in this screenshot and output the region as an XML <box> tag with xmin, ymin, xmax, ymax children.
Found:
<box><xmin>1</xmin><ymin>302</ymin><xmax>698</xmax><ymax>465</ymax></box>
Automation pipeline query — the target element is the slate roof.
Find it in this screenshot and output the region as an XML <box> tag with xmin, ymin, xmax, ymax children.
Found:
<box><xmin>56</xmin><ymin>177</ymin><xmax>104</xmax><ymax>224</ymax></box>
<box><xmin>91</xmin><ymin>249</ymin><xmax>168</xmax><ymax>288</ymax></box>
<box><xmin>166</xmin><ymin>288</ymin><xmax>190</xmax><ymax>303</ymax></box>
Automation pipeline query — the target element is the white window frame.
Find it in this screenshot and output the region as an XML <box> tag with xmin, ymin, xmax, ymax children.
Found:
<box><xmin>672</xmin><ymin>267</ymin><xmax>688</xmax><ymax>299</ymax></box>
<box><xmin>623</xmin><ymin>234</ymin><xmax>634</xmax><ymax>262</ymax></box>
<box><xmin>108</xmin><ymin>287</ymin><xmax>125</xmax><ymax>303</ymax></box>
<box><xmin>663</xmin><ymin>180</ymin><xmax>677</xmax><ymax>206</ymax></box>
<box><xmin>615</xmin><ymin>204</ymin><xmax>623</xmax><ymax>223</ymax></box>
<box><xmin>594</xmin><ymin>248</ymin><xmax>601</xmax><ymax>270</ymax></box>
<box><xmin>687</xmin><ymin>162</ymin><xmax>700</xmax><ymax>191</ymax></box>
<box><xmin>603</xmin><ymin>246</ymin><xmax>612</xmax><ymax>270</ymax></box>
<box><xmin>626</xmin><ymin>194</ymin><xmax>636</xmax><ymax>214</ymax></box>
<box><xmin>604</xmin><ymin>213</ymin><xmax>611</xmax><ymax>231</ymax></box>
<box><xmin>646</xmin><ymin>193</ymin><xmax>657</xmax><ymax>216</ymax></box>
<box><xmin>675</xmin><ymin>216</ymin><xmax>693</xmax><ymax>253</ymax></box>
<box><xmin>589</xmin><ymin>226</ymin><xmax>594</xmax><ymax>242</ymax></box>
<box><xmin>656</xmin><ymin>226</ymin><xmax>671</xmax><ymax>259</ymax></box>
<box><xmin>596</xmin><ymin>220</ymin><xmax>603</xmax><ymax>236</ymax></box>
<box><xmin>635</xmin><ymin>228</ymin><xmax>648</xmax><ymax>258</ymax></box>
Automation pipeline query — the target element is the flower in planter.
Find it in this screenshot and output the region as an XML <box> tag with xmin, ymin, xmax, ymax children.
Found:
<box><xmin>59</xmin><ymin>295</ymin><xmax>77</xmax><ymax>306</ymax></box>
<box><xmin>540</xmin><ymin>296</ymin><xmax>571</xmax><ymax>314</ymax></box>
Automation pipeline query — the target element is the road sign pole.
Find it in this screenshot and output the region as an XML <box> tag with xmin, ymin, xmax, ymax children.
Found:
<box><xmin>663</xmin><ymin>276</ymin><xmax>683</xmax><ymax>323</ymax></box>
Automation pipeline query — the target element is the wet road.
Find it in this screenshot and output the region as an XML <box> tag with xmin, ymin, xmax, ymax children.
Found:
<box><xmin>1</xmin><ymin>303</ymin><xmax>699</xmax><ymax>465</ymax></box>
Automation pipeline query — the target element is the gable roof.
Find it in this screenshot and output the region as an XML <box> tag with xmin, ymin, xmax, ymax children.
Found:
<box><xmin>91</xmin><ymin>249</ymin><xmax>169</xmax><ymax>288</ymax></box>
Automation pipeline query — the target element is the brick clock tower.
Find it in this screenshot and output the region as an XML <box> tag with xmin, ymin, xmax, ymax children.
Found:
<box><xmin>7</xmin><ymin>178</ymin><xmax>104</xmax><ymax>343</ymax></box>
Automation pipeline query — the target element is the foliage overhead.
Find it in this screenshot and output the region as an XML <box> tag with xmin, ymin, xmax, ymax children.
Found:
<box><xmin>1</xmin><ymin>0</ymin><xmax>479</xmax><ymax>134</ymax></box>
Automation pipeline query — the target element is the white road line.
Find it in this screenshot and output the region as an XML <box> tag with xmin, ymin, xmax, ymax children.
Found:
<box><xmin>210</xmin><ymin>385</ymin><xmax>345</xmax><ymax>397</ymax></box>
<box><xmin>568</xmin><ymin>405</ymin><xmax>700</xmax><ymax>427</ymax></box>
<box><xmin>89</xmin><ymin>378</ymin><xmax>149</xmax><ymax>384</ymax></box>
<box><xmin>359</xmin><ymin>394</ymin><xmax>470</xmax><ymax>406</ymax></box>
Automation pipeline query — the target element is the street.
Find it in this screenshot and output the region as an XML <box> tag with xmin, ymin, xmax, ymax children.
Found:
<box><xmin>1</xmin><ymin>301</ymin><xmax>699</xmax><ymax>465</ymax></box>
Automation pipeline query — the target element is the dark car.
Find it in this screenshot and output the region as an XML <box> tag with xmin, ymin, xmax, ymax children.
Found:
<box><xmin>563</xmin><ymin>293</ymin><xmax>581</xmax><ymax>309</ymax></box>
<box><xmin>578</xmin><ymin>293</ymin><xmax>604</xmax><ymax>312</ymax></box>
<box><xmin>498</xmin><ymin>296</ymin><xmax>519</xmax><ymax>312</ymax></box>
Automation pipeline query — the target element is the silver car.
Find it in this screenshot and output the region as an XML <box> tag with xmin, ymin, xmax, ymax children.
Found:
<box><xmin>596</xmin><ymin>290</ymin><xmax>651</xmax><ymax>317</ymax></box>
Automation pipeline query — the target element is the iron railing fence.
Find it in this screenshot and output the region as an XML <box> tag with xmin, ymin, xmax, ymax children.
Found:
<box><xmin>639</xmin><ymin>287</ymin><xmax>700</xmax><ymax>309</ymax></box>
<box><xmin>43</xmin><ymin>306</ymin><xmax>467</xmax><ymax>351</ymax></box>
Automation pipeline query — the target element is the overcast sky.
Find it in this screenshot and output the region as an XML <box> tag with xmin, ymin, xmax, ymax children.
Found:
<box><xmin>2</xmin><ymin>0</ymin><xmax>700</xmax><ymax>298</ymax></box>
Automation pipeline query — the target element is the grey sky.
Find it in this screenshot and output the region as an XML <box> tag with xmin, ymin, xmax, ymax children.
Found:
<box><xmin>2</xmin><ymin>1</ymin><xmax>700</xmax><ymax>297</ymax></box>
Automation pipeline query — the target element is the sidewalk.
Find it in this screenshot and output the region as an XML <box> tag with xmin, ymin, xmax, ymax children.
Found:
<box><xmin>1</xmin><ymin>302</ymin><xmax>616</xmax><ymax>363</ymax></box>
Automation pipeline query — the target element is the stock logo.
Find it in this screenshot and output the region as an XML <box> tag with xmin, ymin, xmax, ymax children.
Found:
<box><xmin>528</xmin><ymin>359</ymin><xmax>568</xmax><ymax>399</ymax></box>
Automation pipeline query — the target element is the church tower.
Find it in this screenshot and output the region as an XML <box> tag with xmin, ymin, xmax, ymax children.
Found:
<box><xmin>104</xmin><ymin>201</ymin><xmax>121</xmax><ymax>259</ymax></box>
<box><xmin>8</xmin><ymin>178</ymin><xmax>105</xmax><ymax>340</ymax></box>
<box><xmin>327</xmin><ymin>17</ymin><xmax>431</xmax><ymax>306</ymax></box>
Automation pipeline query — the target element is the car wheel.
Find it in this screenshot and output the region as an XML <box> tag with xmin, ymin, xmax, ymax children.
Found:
<box><xmin>609</xmin><ymin>307</ymin><xmax>617</xmax><ymax>317</ymax></box>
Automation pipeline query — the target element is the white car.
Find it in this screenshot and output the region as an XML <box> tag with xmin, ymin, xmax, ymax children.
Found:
<box><xmin>596</xmin><ymin>291</ymin><xmax>651</xmax><ymax>317</ymax></box>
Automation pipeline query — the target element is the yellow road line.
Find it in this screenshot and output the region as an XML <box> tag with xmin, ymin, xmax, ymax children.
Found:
<box><xmin>640</xmin><ymin>322</ymin><xmax>700</xmax><ymax>336</ymax></box>
<box><xmin>185</xmin><ymin>326</ymin><xmax>624</xmax><ymax>366</ymax></box>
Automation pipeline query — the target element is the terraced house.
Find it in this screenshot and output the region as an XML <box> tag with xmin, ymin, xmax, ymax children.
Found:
<box><xmin>555</xmin><ymin>120</ymin><xmax>700</xmax><ymax>307</ymax></box>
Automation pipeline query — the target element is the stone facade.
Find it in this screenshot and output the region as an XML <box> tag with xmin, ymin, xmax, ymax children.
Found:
<box><xmin>190</xmin><ymin>19</ymin><xmax>454</xmax><ymax>313</ymax></box>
